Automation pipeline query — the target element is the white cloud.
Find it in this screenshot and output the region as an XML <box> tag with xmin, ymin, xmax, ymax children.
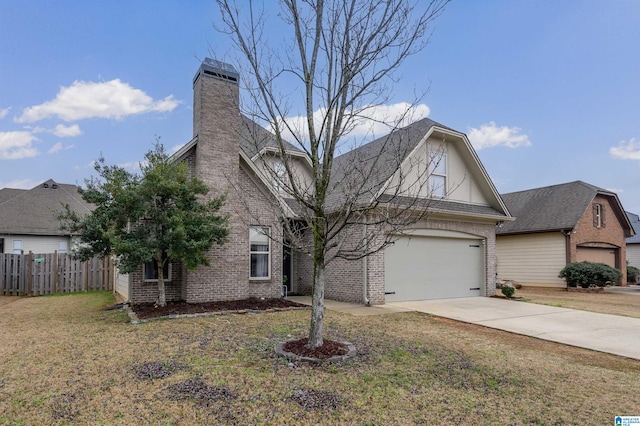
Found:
<box><xmin>0</xmin><ymin>178</ymin><xmax>38</xmax><ymax>190</ymax></box>
<box><xmin>467</xmin><ymin>122</ymin><xmax>532</xmax><ymax>150</ymax></box>
<box><xmin>0</xmin><ymin>107</ymin><xmax>11</xmax><ymax>119</ymax></box>
<box><xmin>0</xmin><ymin>131</ymin><xmax>39</xmax><ymax>159</ymax></box>
<box><xmin>74</xmin><ymin>160</ymin><xmax>96</xmax><ymax>170</ymax></box>
<box><xmin>48</xmin><ymin>142</ymin><xmax>64</xmax><ymax>154</ymax></box>
<box><xmin>53</xmin><ymin>124</ymin><xmax>82</xmax><ymax>137</ymax></box>
<box><xmin>48</xmin><ymin>142</ymin><xmax>74</xmax><ymax>154</ymax></box>
<box><xmin>610</xmin><ymin>139</ymin><xmax>640</xmax><ymax>160</ymax></box>
<box><xmin>15</xmin><ymin>79</ymin><xmax>180</xmax><ymax>123</ymax></box>
<box><xmin>274</xmin><ymin>102</ymin><xmax>430</xmax><ymax>145</ymax></box>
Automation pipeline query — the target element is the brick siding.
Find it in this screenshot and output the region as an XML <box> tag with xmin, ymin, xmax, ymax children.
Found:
<box><xmin>568</xmin><ymin>195</ymin><xmax>628</xmax><ymax>283</ymax></box>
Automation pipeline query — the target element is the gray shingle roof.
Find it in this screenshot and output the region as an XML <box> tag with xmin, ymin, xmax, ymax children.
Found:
<box><xmin>239</xmin><ymin>115</ymin><xmax>303</xmax><ymax>158</ymax></box>
<box><xmin>326</xmin><ymin>117</ymin><xmax>446</xmax><ymax>210</ymax></box>
<box><xmin>0</xmin><ymin>188</ymin><xmax>25</xmax><ymax>204</ymax></box>
<box><xmin>627</xmin><ymin>211</ymin><xmax>640</xmax><ymax>244</ymax></box>
<box><xmin>0</xmin><ymin>179</ymin><xmax>93</xmax><ymax>236</ymax></box>
<box><xmin>497</xmin><ymin>181</ymin><xmax>618</xmax><ymax>235</ymax></box>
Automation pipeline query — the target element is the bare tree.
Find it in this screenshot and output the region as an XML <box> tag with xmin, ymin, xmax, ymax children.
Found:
<box><xmin>217</xmin><ymin>0</ymin><xmax>450</xmax><ymax>348</ymax></box>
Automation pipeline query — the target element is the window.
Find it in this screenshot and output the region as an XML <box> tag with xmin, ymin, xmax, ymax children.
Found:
<box><xmin>250</xmin><ymin>227</ymin><xmax>270</xmax><ymax>279</ymax></box>
<box><xmin>272</xmin><ymin>160</ymin><xmax>289</xmax><ymax>193</ymax></box>
<box><xmin>143</xmin><ymin>256</ymin><xmax>171</xmax><ymax>282</ymax></box>
<box><xmin>58</xmin><ymin>241</ymin><xmax>68</xmax><ymax>254</ymax></box>
<box><xmin>0</xmin><ymin>238</ymin><xmax>4</xmax><ymax>253</ymax></box>
<box><xmin>12</xmin><ymin>240</ymin><xmax>22</xmax><ymax>255</ymax></box>
<box><xmin>593</xmin><ymin>203</ymin><xmax>606</xmax><ymax>228</ymax></box>
<box><xmin>429</xmin><ymin>151</ymin><xmax>447</xmax><ymax>197</ymax></box>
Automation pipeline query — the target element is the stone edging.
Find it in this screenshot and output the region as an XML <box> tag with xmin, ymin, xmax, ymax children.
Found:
<box><xmin>126</xmin><ymin>305</ymin><xmax>310</xmax><ymax>325</ymax></box>
<box><xmin>274</xmin><ymin>340</ymin><xmax>357</xmax><ymax>364</ymax></box>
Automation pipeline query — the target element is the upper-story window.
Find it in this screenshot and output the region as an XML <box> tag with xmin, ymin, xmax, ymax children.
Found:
<box><xmin>429</xmin><ymin>151</ymin><xmax>447</xmax><ymax>197</ymax></box>
<box><xmin>593</xmin><ymin>203</ymin><xmax>606</xmax><ymax>228</ymax></box>
<box><xmin>272</xmin><ymin>160</ymin><xmax>289</xmax><ymax>194</ymax></box>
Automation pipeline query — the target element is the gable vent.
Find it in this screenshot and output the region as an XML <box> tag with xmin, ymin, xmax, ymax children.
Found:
<box><xmin>193</xmin><ymin>58</ymin><xmax>239</xmax><ymax>87</ymax></box>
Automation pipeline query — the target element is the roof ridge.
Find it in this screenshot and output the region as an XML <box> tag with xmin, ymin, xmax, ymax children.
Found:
<box><xmin>501</xmin><ymin>180</ymin><xmax>600</xmax><ymax>196</ymax></box>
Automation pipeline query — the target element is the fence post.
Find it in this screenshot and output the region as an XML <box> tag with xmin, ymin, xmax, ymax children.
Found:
<box><xmin>27</xmin><ymin>251</ymin><xmax>33</xmax><ymax>296</ymax></box>
<box><xmin>84</xmin><ymin>261</ymin><xmax>89</xmax><ymax>292</ymax></box>
<box><xmin>53</xmin><ymin>250</ymin><xmax>59</xmax><ymax>294</ymax></box>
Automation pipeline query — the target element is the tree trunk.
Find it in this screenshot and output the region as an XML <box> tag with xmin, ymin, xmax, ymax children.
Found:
<box><xmin>156</xmin><ymin>260</ymin><xmax>166</xmax><ymax>307</ymax></box>
<box><xmin>307</xmin><ymin>263</ymin><xmax>325</xmax><ymax>349</ymax></box>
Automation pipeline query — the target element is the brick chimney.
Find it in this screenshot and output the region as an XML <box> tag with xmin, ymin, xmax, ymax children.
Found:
<box><xmin>185</xmin><ymin>58</ymin><xmax>248</xmax><ymax>303</ymax></box>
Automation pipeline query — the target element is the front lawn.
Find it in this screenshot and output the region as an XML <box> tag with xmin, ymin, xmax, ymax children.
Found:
<box><xmin>518</xmin><ymin>286</ymin><xmax>640</xmax><ymax>318</ymax></box>
<box><xmin>0</xmin><ymin>292</ymin><xmax>638</xmax><ymax>424</ymax></box>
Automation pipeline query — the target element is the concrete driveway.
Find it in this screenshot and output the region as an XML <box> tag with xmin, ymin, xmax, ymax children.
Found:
<box><xmin>387</xmin><ymin>297</ymin><xmax>640</xmax><ymax>360</ymax></box>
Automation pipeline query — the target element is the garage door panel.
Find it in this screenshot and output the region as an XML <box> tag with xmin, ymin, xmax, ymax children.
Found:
<box><xmin>385</xmin><ymin>235</ymin><xmax>483</xmax><ymax>302</ymax></box>
<box><xmin>576</xmin><ymin>247</ymin><xmax>616</xmax><ymax>267</ymax></box>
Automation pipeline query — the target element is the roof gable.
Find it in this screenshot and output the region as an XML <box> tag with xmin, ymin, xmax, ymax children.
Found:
<box><xmin>498</xmin><ymin>181</ymin><xmax>632</xmax><ymax>235</ymax></box>
<box><xmin>0</xmin><ymin>179</ymin><xmax>93</xmax><ymax>236</ymax></box>
<box><xmin>326</xmin><ymin>117</ymin><xmax>511</xmax><ymax>219</ymax></box>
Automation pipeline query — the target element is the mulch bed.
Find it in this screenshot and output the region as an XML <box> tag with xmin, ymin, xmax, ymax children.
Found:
<box><xmin>283</xmin><ymin>337</ymin><xmax>349</xmax><ymax>360</ymax></box>
<box><xmin>131</xmin><ymin>298</ymin><xmax>306</xmax><ymax>320</ymax></box>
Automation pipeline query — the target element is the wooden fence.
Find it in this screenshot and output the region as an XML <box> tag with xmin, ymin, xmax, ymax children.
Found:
<box><xmin>0</xmin><ymin>252</ymin><xmax>114</xmax><ymax>296</ymax></box>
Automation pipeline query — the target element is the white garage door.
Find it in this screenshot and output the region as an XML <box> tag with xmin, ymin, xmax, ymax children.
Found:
<box><xmin>385</xmin><ymin>233</ymin><xmax>484</xmax><ymax>302</ymax></box>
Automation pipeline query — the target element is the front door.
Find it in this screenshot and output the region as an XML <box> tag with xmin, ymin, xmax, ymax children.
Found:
<box><xmin>283</xmin><ymin>242</ymin><xmax>292</xmax><ymax>293</ymax></box>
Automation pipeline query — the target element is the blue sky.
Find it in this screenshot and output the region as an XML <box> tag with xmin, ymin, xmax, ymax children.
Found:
<box><xmin>1</xmin><ymin>1</ymin><xmax>640</xmax><ymax>213</ymax></box>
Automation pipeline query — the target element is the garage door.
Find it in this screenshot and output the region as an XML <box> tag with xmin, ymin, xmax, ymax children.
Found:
<box><xmin>576</xmin><ymin>247</ymin><xmax>616</xmax><ymax>268</ymax></box>
<box><xmin>385</xmin><ymin>233</ymin><xmax>484</xmax><ymax>302</ymax></box>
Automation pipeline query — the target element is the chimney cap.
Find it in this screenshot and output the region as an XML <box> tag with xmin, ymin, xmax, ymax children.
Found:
<box><xmin>194</xmin><ymin>58</ymin><xmax>239</xmax><ymax>87</ymax></box>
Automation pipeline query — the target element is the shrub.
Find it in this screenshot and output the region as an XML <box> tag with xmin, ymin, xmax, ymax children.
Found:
<box><xmin>558</xmin><ymin>261</ymin><xmax>622</xmax><ymax>288</ymax></box>
<box><xmin>501</xmin><ymin>285</ymin><xmax>515</xmax><ymax>298</ymax></box>
<box><xmin>628</xmin><ymin>264</ymin><xmax>640</xmax><ymax>284</ymax></box>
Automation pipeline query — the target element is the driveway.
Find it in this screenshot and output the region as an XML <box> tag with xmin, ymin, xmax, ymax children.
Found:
<box><xmin>387</xmin><ymin>297</ymin><xmax>640</xmax><ymax>360</ymax></box>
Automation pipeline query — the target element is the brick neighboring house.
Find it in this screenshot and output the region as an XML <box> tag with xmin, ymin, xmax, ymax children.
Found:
<box><xmin>0</xmin><ymin>179</ymin><xmax>92</xmax><ymax>255</ymax></box>
<box><xmin>626</xmin><ymin>211</ymin><xmax>640</xmax><ymax>273</ymax></box>
<box><xmin>126</xmin><ymin>58</ymin><xmax>512</xmax><ymax>305</ymax></box>
<box><xmin>496</xmin><ymin>181</ymin><xmax>635</xmax><ymax>287</ymax></box>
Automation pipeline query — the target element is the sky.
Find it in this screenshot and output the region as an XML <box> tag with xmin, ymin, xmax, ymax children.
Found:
<box><xmin>1</xmin><ymin>1</ymin><xmax>640</xmax><ymax>213</ymax></box>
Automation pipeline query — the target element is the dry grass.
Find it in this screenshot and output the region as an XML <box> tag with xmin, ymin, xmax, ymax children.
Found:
<box><xmin>1</xmin><ymin>292</ymin><xmax>639</xmax><ymax>425</ymax></box>
<box><xmin>517</xmin><ymin>286</ymin><xmax>640</xmax><ymax>318</ymax></box>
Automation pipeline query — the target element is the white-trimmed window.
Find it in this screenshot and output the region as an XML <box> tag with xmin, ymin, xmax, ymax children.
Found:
<box><xmin>429</xmin><ymin>151</ymin><xmax>447</xmax><ymax>197</ymax></box>
<box><xmin>58</xmin><ymin>241</ymin><xmax>68</xmax><ymax>254</ymax></box>
<box><xmin>272</xmin><ymin>160</ymin><xmax>289</xmax><ymax>194</ymax></box>
<box><xmin>250</xmin><ymin>227</ymin><xmax>270</xmax><ymax>279</ymax></box>
<box><xmin>594</xmin><ymin>203</ymin><xmax>606</xmax><ymax>228</ymax></box>
<box><xmin>12</xmin><ymin>240</ymin><xmax>22</xmax><ymax>255</ymax></box>
<box><xmin>143</xmin><ymin>256</ymin><xmax>171</xmax><ymax>282</ymax></box>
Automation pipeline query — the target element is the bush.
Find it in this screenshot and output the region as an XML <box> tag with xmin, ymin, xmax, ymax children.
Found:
<box><xmin>501</xmin><ymin>285</ymin><xmax>515</xmax><ymax>298</ymax></box>
<box><xmin>628</xmin><ymin>264</ymin><xmax>640</xmax><ymax>284</ymax></box>
<box><xmin>558</xmin><ymin>262</ymin><xmax>622</xmax><ymax>288</ymax></box>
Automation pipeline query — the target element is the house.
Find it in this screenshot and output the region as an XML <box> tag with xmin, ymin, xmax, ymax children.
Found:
<box><xmin>496</xmin><ymin>181</ymin><xmax>635</xmax><ymax>287</ymax></box>
<box><xmin>126</xmin><ymin>58</ymin><xmax>512</xmax><ymax>305</ymax></box>
<box><xmin>0</xmin><ymin>179</ymin><xmax>92</xmax><ymax>255</ymax></box>
<box><xmin>627</xmin><ymin>211</ymin><xmax>640</xmax><ymax>271</ymax></box>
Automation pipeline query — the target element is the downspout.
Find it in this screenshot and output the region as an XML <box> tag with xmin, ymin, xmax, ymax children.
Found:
<box><xmin>362</xmin><ymin>221</ymin><xmax>370</xmax><ymax>306</ymax></box>
<box><xmin>563</xmin><ymin>229</ymin><xmax>573</xmax><ymax>265</ymax></box>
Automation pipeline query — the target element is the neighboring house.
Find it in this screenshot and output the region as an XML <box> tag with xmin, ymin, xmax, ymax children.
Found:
<box><xmin>626</xmin><ymin>211</ymin><xmax>640</xmax><ymax>271</ymax></box>
<box><xmin>127</xmin><ymin>58</ymin><xmax>512</xmax><ymax>305</ymax></box>
<box><xmin>0</xmin><ymin>179</ymin><xmax>92</xmax><ymax>255</ymax></box>
<box><xmin>496</xmin><ymin>181</ymin><xmax>635</xmax><ymax>287</ymax></box>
